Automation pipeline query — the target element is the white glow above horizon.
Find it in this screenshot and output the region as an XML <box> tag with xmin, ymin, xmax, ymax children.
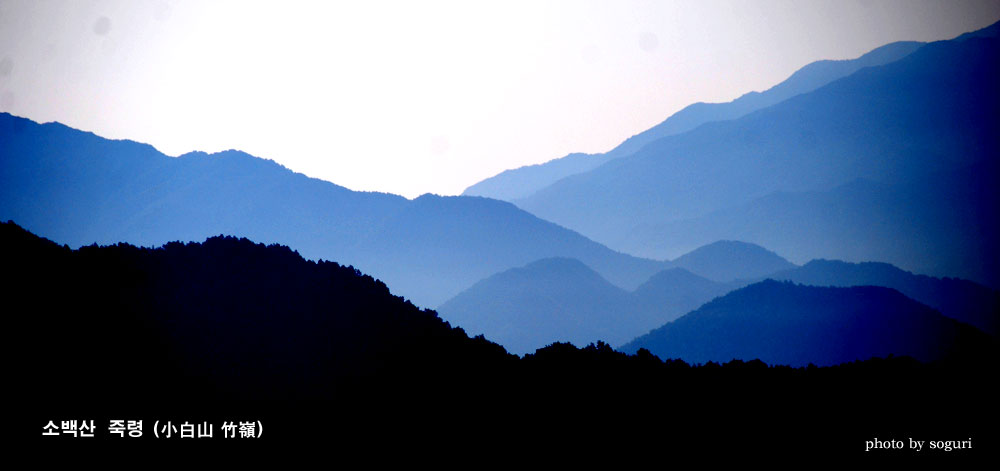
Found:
<box><xmin>1</xmin><ymin>0</ymin><xmax>998</xmax><ymax>198</ymax></box>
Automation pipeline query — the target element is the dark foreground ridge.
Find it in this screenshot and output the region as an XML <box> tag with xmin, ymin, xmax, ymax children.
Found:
<box><xmin>7</xmin><ymin>221</ymin><xmax>995</xmax><ymax>456</ymax></box>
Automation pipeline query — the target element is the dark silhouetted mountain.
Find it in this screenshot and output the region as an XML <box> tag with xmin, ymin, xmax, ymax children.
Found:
<box><xmin>621</xmin><ymin>280</ymin><xmax>990</xmax><ymax>367</ymax></box>
<box><xmin>769</xmin><ymin>259</ymin><xmax>999</xmax><ymax>336</ymax></box>
<box><xmin>666</xmin><ymin>240</ymin><xmax>796</xmax><ymax>282</ymax></box>
<box><xmin>462</xmin><ymin>40</ymin><xmax>923</xmax><ymax>201</ymax></box>
<box><xmin>3</xmin><ymin>220</ymin><xmax>514</xmax><ymax>401</ymax></box>
<box><xmin>514</xmin><ymin>29</ymin><xmax>1000</xmax><ymax>287</ymax></box>
<box><xmin>438</xmin><ymin>258</ymin><xmax>731</xmax><ymax>355</ymax></box>
<box><xmin>8</xmin><ymin>221</ymin><xmax>995</xmax><ymax>452</ymax></box>
<box><xmin>0</xmin><ymin>113</ymin><xmax>666</xmax><ymax>307</ymax></box>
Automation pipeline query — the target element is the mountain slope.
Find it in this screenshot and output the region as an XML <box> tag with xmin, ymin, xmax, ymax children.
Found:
<box><xmin>667</xmin><ymin>240</ymin><xmax>796</xmax><ymax>282</ymax></box>
<box><xmin>515</xmin><ymin>32</ymin><xmax>999</xmax><ymax>286</ymax></box>
<box><xmin>620</xmin><ymin>280</ymin><xmax>990</xmax><ymax>366</ymax></box>
<box><xmin>462</xmin><ymin>40</ymin><xmax>923</xmax><ymax>201</ymax></box>
<box><xmin>769</xmin><ymin>259</ymin><xmax>999</xmax><ymax>336</ymax></box>
<box><xmin>3</xmin><ymin>220</ymin><xmax>513</xmax><ymax>400</ymax></box>
<box><xmin>0</xmin><ymin>113</ymin><xmax>666</xmax><ymax>307</ymax></box>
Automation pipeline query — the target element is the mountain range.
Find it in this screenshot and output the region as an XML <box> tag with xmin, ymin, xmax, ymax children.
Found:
<box><xmin>437</xmin><ymin>258</ymin><xmax>734</xmax><ymax>355</ymax></box>
<box><xmin>463</xmin><ymin>40</ymin><xmax>925</xmax><ymax>201</ymax></box>
<box><xmin>439</xmin><ymin>244</ymin><xmax>998</xmax><ymax>355</ymax></box>
<box><xmin>7</xmin><ymin>17</ymin><xmax>1000</xmax><ymax>454</ymax></box>
<box><xmin>500</xmin><ymin>24</ymin><xmax>999</xmax><ymax>288</ymax></box>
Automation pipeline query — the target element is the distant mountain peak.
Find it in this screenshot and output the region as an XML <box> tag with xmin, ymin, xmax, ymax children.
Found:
<box><xmin>639</xmin><ymin>266</ymin><xmax>712</xmax><ymax>285</ymax></box>
<box><xmin>491</xmin><ymin>256</ymin><xmax>613</xmax><ymax>287</ymax></box>
<box><xmin>669</xmin><ymin>240</ymin><xmax>797</xmax><ymax>282</ymax></box>
<box><xmin>437</xmin><ymin>256</ymin><xmax>635</xmax><ymax>355</ymax></box>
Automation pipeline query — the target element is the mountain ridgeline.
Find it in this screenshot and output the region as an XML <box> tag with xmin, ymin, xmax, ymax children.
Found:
<box><xmin>770</xmin><ymin>259</ymin><xmax>999</xmax><ymax>336</ymax></box>
<box><xmin>3</xmin><ymin>220</ymin><xmax>515</xmax><ymax>400</ymax></box>
<box><xmin>0</xmin><ymin>113</ymin><xmax>666</xmax><ymax>308</ymax></box>
<box><xmin>462</xmin><ymin>40</ymin><xmax>924</xmax><ymax>201</ymax></box>
<box><xmin>666</xmin><ymin>240</ymin><xmax>795</xmax><ymax>281</ymax></box>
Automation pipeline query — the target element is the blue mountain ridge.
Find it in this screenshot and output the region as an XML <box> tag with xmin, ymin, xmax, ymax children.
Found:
<box><xmin>620</xmin><ymin>280</ymin><xmax>990</xmax><ymax>367</ymax></box>
<box><xmin>462</xmin><ymin>40</ymin><xmax>924</xmax><ymax>201</ymax></box>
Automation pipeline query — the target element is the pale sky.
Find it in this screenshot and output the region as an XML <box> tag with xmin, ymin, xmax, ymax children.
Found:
<box><xmin>1</xmin><ymin>0</ymin><xmax>998</xmax><ymax>198</ymax></box>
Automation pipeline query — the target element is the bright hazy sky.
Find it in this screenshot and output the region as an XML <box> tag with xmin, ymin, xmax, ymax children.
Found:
<box><xmin>1</xmin><ymin>0</ymin><xmax>998</xmax><ymax>198</ymax></box>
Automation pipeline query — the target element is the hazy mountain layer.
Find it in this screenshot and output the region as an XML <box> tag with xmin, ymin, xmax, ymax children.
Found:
<box><xmin>666</xmin><ymin>240</ymin><xmax>796</xmax><ymax>282</ymax></box>
<box><xmin>439</xmin><ymin>241</ymin><xmax>997</xmax><ymax>355</ymax></box>
<box><xmin>515</xmin><ymin>32</ymin><xmax>999</xmax><ymax>287</ymax></box>
<box><xmin>770</xmin><ymin>259</ymin><xmax>999</xmax><ymax>336</ymax></box>
<box><xmin>624</xmin><ymin>158</ymin><xmax>999</xmax><ymax>287</ymax></box>
<box><xmin>462</xmin><ymin>41</ymin><xmax>923</xmax><ymax>201</ymax></box>
<box><xmin>0</xmin><ymin>113</ymin><xmax>665</xmax><ymax>307</ymax></box>
<box><xmin>438</xmin><ymin>257</ymin><xmax>734</xmax><ymax>355</ymax></box>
